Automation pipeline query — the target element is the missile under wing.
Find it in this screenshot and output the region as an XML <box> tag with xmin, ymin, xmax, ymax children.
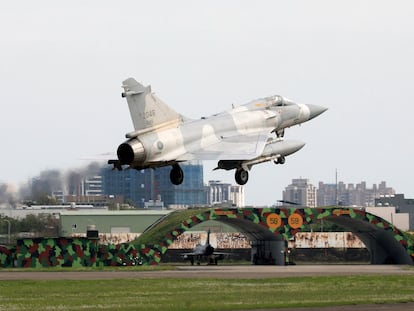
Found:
<box><xmin>109</xmin><ymin>78</ymin><xmax>327</xmax><ymax>185</ymax></box>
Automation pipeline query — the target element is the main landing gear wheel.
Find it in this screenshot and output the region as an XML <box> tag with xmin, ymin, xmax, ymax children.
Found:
<box><xmin>235</xmin><ymin>168</ymin><xmax>249</xmax><ymax>185</ymax></box>
<box><xmin>274</xmin><ymin>156</ymin><xmax>286</xmax><ymax>165</ymax></box>
<box><xmin>170</xmin><ymin>164</ymin><xmax>184</xmax><ymax>185</ymax></box>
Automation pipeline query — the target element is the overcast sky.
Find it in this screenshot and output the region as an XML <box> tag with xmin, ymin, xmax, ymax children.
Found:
<box><xmin>1</xmin><ymin>1</ymin><xmax>413</xmax><ymax>206</ymax></box>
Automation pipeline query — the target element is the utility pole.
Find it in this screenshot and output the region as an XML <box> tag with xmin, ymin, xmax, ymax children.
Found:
<box><xmin>335</xmin><ymin>169</ymin><xmax>338</xmax><ymax>207</ymax></box>
<box><xmin>1</xmin><ymin>218</ymin><xmax>11</xmax><ymax>244</ymax></box>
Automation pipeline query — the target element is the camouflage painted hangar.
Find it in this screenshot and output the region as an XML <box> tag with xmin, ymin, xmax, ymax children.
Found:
<box><xmin>145</xmin><ymin>207</ymin><xmax>414</xmax><ymax>265</ymax></box>
<box><xmin>1</xmin><ymin>207</ymin><xmax>413</xmax><ymax>267</ymax></box>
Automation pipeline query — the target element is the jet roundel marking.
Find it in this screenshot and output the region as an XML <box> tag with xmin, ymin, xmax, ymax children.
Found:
<box><xmin>266</xmin><ymin>213</ymin><xmax>282</xmax><ymax>229</ymax></box>
<box><xmin>157</xmin><ymin>141</ymin><xmax>164</xmax><ymax>150</ymax></box>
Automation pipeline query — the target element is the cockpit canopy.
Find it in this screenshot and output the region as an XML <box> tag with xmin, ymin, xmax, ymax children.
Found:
<box><xmin>265</xmin><ymin>95</ymin><xmax>295</xmax><ymax>107</ymax></box>
<box><xmin>248</xmin><ymin>95</ymin><xmax>296</xmax><ymax>111</ymax></box>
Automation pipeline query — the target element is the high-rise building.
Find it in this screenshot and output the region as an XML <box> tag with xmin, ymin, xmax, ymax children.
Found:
<box><xmin>102</xmin><ymin>167</ymin><xmax>154</xmax><ymax>208</ymax></box>
<box><xmin>102</xmin><ymin>161</ymin><xmax>206</xmax><ymax>208</ymax></box>
<box><xmin>316</xmin><ymin>182</ymin><xmax>336</xmax><ymax>206</ymax></box>
<box><xmin>283</xmin><ymin>178</ymin><xmax>317</xmax><ymax>207</ymax></box>
<box><xmin>205</xmin><ymin>181</ymin><xmax>245</xmax><ymax>207</ymax></box>
<box><xmin>156</xmin><ymin>162</ymin><xmax>206</xmax><ymax>208</ymax></box>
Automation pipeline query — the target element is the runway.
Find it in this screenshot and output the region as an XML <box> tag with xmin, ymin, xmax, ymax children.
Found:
<box><xmin>0</xmin><ymin>264</ymin><xmax>413</xmax><ymax>280</ymax></box>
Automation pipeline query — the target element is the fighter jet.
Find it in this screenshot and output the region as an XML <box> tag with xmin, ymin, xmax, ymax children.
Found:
<box><xmin>181</xmin><ymin>230</ymin><xmax>229</xmax><ymax>265</ymax></box>
<box><xmin>109</xmin><ymin>78</ymin><xmax>327</xmax><ymax>185</ymax></box>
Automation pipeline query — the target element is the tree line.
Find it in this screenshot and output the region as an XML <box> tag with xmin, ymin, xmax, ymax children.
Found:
<box><xmin>0</xmin><ymin>214</ymin><xmax>59</xmax><ymax>245</ymax></box>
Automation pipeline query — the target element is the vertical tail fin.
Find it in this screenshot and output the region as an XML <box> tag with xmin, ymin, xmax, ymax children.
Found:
<box><xmin>121</xmin><ymin>78</ymin><xmax>182</xmax><ymax>132</ymax></box>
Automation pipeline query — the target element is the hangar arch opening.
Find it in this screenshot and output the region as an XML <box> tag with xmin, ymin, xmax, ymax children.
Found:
<box><xmin>289</xmin><ymin>219</ymin><xmax>370</xmax><ymax>264</ymax></box>
<box><xmin>196</xmin><ymin>217</ymin><xmax>287</xmax><ymax>265</ymax></box>
<box><xmin>324</xmin><ymin>215</ymin><xmax>412</xmax><ymax>264</ymax></box>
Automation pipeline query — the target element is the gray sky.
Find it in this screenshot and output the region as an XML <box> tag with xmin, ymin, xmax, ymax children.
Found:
<box><xmin>1</xmin><ymin>1</ymin><xmax>413</xmax><ymax>206</ymax></box>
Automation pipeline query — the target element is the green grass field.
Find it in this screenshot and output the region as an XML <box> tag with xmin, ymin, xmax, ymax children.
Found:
<box><xmin>0</xmin><ymin>274</ymin><xmax>413</xmax><ymax>311</ymax></box>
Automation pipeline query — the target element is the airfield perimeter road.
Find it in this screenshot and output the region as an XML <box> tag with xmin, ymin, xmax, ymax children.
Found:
<box><xmin>1</xmin><ymin>265</ymin><xmax>413</xmax><ymax>311</ymax></box>
<box><xmin>1</xmin><ymin>264</ymin><xmax>413</xmax><ymax>280</ymax></box>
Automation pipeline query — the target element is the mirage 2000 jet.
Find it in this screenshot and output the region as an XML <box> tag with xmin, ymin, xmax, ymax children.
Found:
<box><xmin>181</xmin><ymin>229</ymin><xmax>229</xmax><ymax>265</ymax></box>
<box><xmin>109</xmin><ymin>78</ymin><xmax>327</xmax><ymax>185</ymax></box>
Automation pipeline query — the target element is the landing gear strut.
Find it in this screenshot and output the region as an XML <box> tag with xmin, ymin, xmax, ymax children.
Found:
<box><xmin>235</xmin><ymin>168</ymin><xmax>249</xmax><ymax>185</ymax></box>
<box><xmin>170</xmin><ymin>164</ymin><xmax>184</xmax><ymax>185</ymax></box>
<box><xmin>276</xmin><ymin>129</ymin><xmax>285</xmax><ymax>139</ymax></box>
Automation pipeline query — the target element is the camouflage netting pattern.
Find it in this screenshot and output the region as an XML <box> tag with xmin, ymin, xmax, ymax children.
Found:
<box><xmin>144</xmin><ymin>207</ymin><xmax>414</xmax><ymax>265</ymax></box>
<box><xmin>1</xmin><ymin>208</ymin><xmax>413</xmax><ymax>267</ymax></box>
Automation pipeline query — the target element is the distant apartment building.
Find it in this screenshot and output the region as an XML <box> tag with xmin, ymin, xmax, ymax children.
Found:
<box><xmin>61</xmin><ymin>174</ymin><xmax>105</xmax><ymax>206</ymax></box>
<box><xmin>230</xmin><ymin>185</ymin><xmax>245</xmax><ymax>207</ymax></box>
<box><xmin>318</xmin><ymin>181</ymin><xmax>395</xmax><ymax>207</ymax></box>
<box><xmin>206</xmin><ymin>180</ymin><xmax>231</xmax><ymax>205</ymax></box>
<box><xmin>52</xmin><ymin>191</ymin><xmax>65</xmax><ymax>204</ymax></box>
<box><xmin>65</xmin><ymin>170</ymin><xmax>103</xmax><ymax>197</ymax></box>
<box><xmin>205</xmin><ymin>180</ymin><xmax>245</xmax><ymax>207</ymax></box>
<box><xmin>283</xmin><ymin>178</ymin><xmax>317</xmax><ymax>207</ymax></box>
<box><xmin>83</xmin><ymin>175</ymin><xmax>102</xmax><ymax>196</ymax></box>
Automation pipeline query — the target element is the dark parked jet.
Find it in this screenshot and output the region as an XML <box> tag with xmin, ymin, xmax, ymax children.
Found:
<box><xmin>181</xmin><ymin>230</ymin><xmax>229</xmax><ymax>265</ymax></box>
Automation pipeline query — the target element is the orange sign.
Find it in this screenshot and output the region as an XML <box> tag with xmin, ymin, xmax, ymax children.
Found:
<box><xmin>333</xmin><ymin>209</ymin><xmax>350</xmax><ymax>216</ymax></box>
<box><xmin>288</xmin><ymin>213</ymin><xmax>303</xmax><ymax>229</ymax></box>
<box><xmin>215</xmin><ymin>210</ymin><xmax>236</xmax><ymax>216</ymax></box>
<box><xmin>266</xmin><ymin>213</ymin><xmax>282</xmax><ymax>229</ymax></box>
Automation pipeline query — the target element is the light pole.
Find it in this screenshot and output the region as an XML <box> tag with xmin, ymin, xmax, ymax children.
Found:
<box><xmin>2</xmin><ymin>219</ymin><xmax>11</xmax><ymax>244</ymax></box>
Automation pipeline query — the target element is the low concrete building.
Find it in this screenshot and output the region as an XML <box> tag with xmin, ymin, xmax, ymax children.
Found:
<box><xmin>59</xmin><ymin>210</ymin><xmax>171</xmax><ymax>244</ymax></box>
<box><xmin>365</xmin><ymin>206</ymin><xmax>409</xmax><ymax>231</ymax></box>
<box><xmin>375</xmin><ymin>194</ymin><xmax>414</xmax><ymax>230</ymax></box>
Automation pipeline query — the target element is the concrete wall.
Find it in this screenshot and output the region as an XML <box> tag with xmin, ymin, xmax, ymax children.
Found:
<box><xmin>291</xmin><ymin>232</ymin><xmax>365</xmax><ymax>248</ymax></box>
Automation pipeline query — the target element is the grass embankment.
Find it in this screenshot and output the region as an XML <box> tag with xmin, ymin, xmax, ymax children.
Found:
<box><xmin>135</xmin><ymin>207</ymin><xmax>211</xmax><ymax>245</ymax></box>
<box><xmin>0</xmin><ymin>275</ymin><xmax>413</xmax><ymax>311</ymax></box>
<box><xmin>0</xmin><ymin>265</ymin><xmax>177</xmax><ymax>273</ymax></box>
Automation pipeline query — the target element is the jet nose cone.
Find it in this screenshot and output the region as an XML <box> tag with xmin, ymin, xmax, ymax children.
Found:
<box><xmin>307</xmin><ymin>104</ymin><xmax>328</xmax><ymax>120</ymax></box>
